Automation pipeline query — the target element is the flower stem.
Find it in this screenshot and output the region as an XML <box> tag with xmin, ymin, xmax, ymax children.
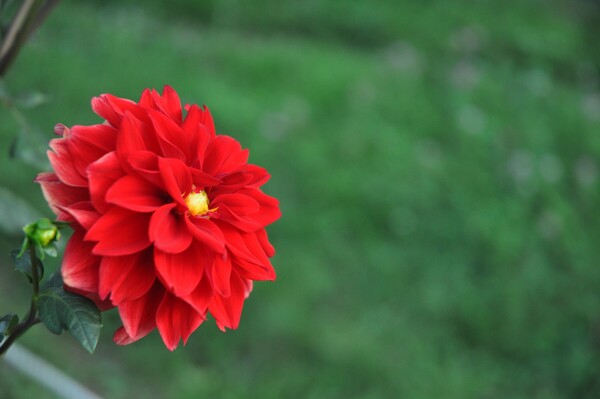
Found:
<box><xmin>0</xmin><ymin>308</ymin><xmax>41</xmax><ymax>356</ymax></box>
<box><xmin>29</xmin><ymin>240</ymin><xmax>40</xmax><ymax>297</ymax></box>
<box><xmin>0</xmin><ymin>241</ymin><xmax>42</xmax><ymax>356</ymax></box>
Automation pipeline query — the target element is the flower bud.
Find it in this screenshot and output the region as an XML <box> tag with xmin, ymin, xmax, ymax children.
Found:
<box><xmin>23</xmin><ymin>218</ymin><xmax>60</xmax><ymax>247</ymax></box>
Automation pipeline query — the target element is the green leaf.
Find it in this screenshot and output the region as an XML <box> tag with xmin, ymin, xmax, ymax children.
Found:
<box><xmin>43</xmin><ymin>241</ymin><xmax>58</xmax><ymax>258</ymax></box>
<box><xmin>10</xmin><ymin>248</ymin><xmax>43</xmax><ymax>283</ymax></box>
<box><xmin>0</xmin><ymin>313</ymin><xmax>18</xmax><ymax>342</ymax></box>
<box><xmin>38</xmin><ymin>273</ymin><xmax>102</xmax><ymax>354</ymax></box>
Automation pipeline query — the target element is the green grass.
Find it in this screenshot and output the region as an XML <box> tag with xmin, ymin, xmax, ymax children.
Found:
<box><xmin>1</xmin><ymin>0</ymin><xmax>600</xmax><ymax>397</ymax></box>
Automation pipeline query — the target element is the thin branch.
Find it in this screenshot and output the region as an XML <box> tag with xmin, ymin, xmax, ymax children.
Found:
<box><xmin>0</xmin><ymin>305</ymin><xmax>39</xmax><ymax>356</ymax></box>
<box><xmin>0</xmin><ymin>0</ymin><xmax>55</xmax><ymax>77</ymax></box>
<box><xmin>0</xmin><ymin>240</ymin><xmax>42</xmax><ymax>356</ymax></box>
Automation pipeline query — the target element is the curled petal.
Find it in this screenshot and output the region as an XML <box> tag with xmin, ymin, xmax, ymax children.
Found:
<box><xmin>116</xmin><ymin>282</ymin><xmax>165</xmax><ymax>343</ymax></box>
<box><xmin>212</xmin><ymin>193</ymin><xmax>262</xmax><ymax>232</ymax></box>
<box><xmin>149</xmin><ymin>204</ymin><xmax>193</xmax><ymax>253</ymax></box>
<box><xmin>87</xmin><ymin>152</ymin><xmax>126</xmax><ymax>213</ymax></box>
<box><xmin>154</xmin><ymin>243</ymin><xmax>211</xmax><ymax>297</ymax></box>
<box><xmin>217</xmin><ymin>164</ymin><xmax>270</xmax><ymax>192</ymax></box>
<box><xmin>212</xmin><ymin>254</ymin><xmax>232</xmax><ymax>297</ymax></box>
<box><xmin>91</xmin><ymin>93</ymin><xmax>147</xmax><ymax>128</ymax></box>
<box><xmin>48</xmin><ymin>139</ymin><xmax>87</xmax><ymax>187</ymax></box>
<box><xmin>106</xmin><ymin>175</ymin><xmax>166</xmax><ymax>212</ymax></box>
<box><xmin>184</xmin><ymin>216</ymin><xmax>225</xmax><ymax>254</ymax></box>
<box><xmin>157</xmin><ymin>85</ymin><xmax>183</xmax><ymax>123</ymax></box>
<box><xmin>150</xmin><ymin>109</ymin><xmax>189</xmax><ymax>162</ymax></box>
<box><xmin>124</xmin><ymin>150</ymin><xmax>162</xmax><ymax>186</ymax></box>
<box><xmin>183</xmin><ymin>104</ymin><xmax>214</xmax><ymax>166</ymax></box>
<box><xmin>159</xmin><ymin>157</ymin><xmax>192</xmax><ymax>208</ymax></box>
<box><xmin>190</xmin><ymin>167</ymin><xmax>222</xmax><ymax>188</ymax></box>
<box><xmin>256</xmin><ymin>228</ymin><xmax>276</xmax><ymax>257</ymax></box>
<box><xmin>202</xmin><ymin>135</ymin><xmax>248</xmax><ymax>177</ymax></box>
<box><xmin>156</xmin><ymin>293</ymin><xmax>205</xmax><ymax>351</ymax></box>
<box><xmin>67</xmin><ymin>125</ymin><xmax>118</xmax><ymax>177</ymax></box>
<box><xmin>240</xmin><ymin>188</ymin><xmax>282</xmax><ymax>227</ymax></box>
<box><xmin>209</xmin><ymin>271</ymin><xmax>247</xmax><ymax>331</ymax></box>
<box><xmin>62</xmin><ymin>230</ymin><xmax>101</xmax><ymax>294</ymax></box>
<box><xmin>58</xmin><ymin>201</ymin><xmax>100</xmax><ymax>230</ymax></box>
<box><xmin>86</xmin><ymin>207</ymin><xmax>151</xmax><ymax>256</ymax></box>
<box><xmin>218</xmin><ymin>223</ymin><xmax>275</xmax><ymax>281</ymax></box>
<box><xmin>100</xmin><ymin>249</ymin><xmax>156</xmax><ymax>305</ymax></box>
<box><xmin>35</xmin><ymin>172</ymin><xmax>89</xmax><ymax>219</ymax></box>
<box><xmin>181</xmin><ymin>275</ymin><xmax>212</xmax><ymax>315</ymax></box>
<box><xmin>116</xmin><ymin>112</ymin><xmax>149</xmax><ymax>157</ymax></box>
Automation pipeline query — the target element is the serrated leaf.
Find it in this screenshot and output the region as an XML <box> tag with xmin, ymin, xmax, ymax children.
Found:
<box><xmin>0</xmin><ymin>313</ymin><xmax>18</xmax><ymax>342</ymax></box>
<box><xmin>10</xmin><ymin>248</ymin><xmax>43</xmax><ymax>283</ymax></box>
<box><xmin>38</xmin><ymin>273</ymin><xmax>102</xmax><ymax>354</ymax></box>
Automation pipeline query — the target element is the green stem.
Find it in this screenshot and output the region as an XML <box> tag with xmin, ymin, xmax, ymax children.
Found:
<box><xmin>0</xmin><ymin>240</ymin><xmax>42</xmax><ymax>356</ymax></box>
<box><xmin>0</xmin><ymin>305</ymin><xmax>40</xmax><ymax>356</ymax></box>
<box><xmin>29</xmin><ymin>240</ymin><xmax>40</xmax><ymax>297</ymax></box>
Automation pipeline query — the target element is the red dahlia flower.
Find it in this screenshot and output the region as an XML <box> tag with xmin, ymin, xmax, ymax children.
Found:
<box><xmin>36</xmin><ymin>86</ymin><xmax>280</xmax><ymax>350</ymax></box>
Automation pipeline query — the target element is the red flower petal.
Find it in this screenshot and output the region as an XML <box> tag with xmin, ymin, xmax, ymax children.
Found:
<box><xmin>212</xmin><ymin>253</ymin><xmax>232</xmax><ymax>297</ymax></box>
<box><xmin>99</xmin><ymin>249</ymin><xmax>156</xmax><ymax>305</ymax></box>
<box><xmin>256</xmin><ymin>228</ymin><xmax>276</xmax><ymax>257</ymax></box>
<box><xmin>48</xmin><ymin>139</ymin><xmax>87</xmax><ymax>187</ymax></box>
<box><xmin>113</xmin><ymin>327</ymin><xmax>136</xmax><ymax>346</ymax></box>
<box><xmin>62</xmin><ymin>230</ymin><xmax>101</xmax><ymax>293</ymax></box>
<box><xmin>106</xmin><ymin>175</ymin><xmax>166</xmax><ymax>212</ymax></box>
<box><xmin>154</xmin><ymin>242</ymin><xmax>211</xmax><ymax>296</ymax></box>
<box><xmin>149</xmin><ymin>109</ymin><xmax>188</xmax><ymax>162</ymax></box>
<box><xmin>86</xmin><ymin>207</ymin><xmax>151</xmax><ymax>256</ymax></box>
<box><xmin>156</xmin><ymin>292</ymin><xmax>205</xmax><ymax>351</ymax></box>
<box><xmin>183</xmin><ymin>104</ymin><xmax>215</xmax><ymax>136</ymax></box>
<box><xmin>66</xmin><ymin>125</ymin><xmax>118</xmax><ymax>177</ymax></box>
<box><xmin>116</xmin><ymin>282</ymin><xmax>164</xmax><ymax>343</ymax></box>
<box><xmin>212</xmin><ymin>193</ymin><xmax>262</xmax><ymax>232</ymax></box>
<box><xmin>124</xmin><ymin>150</ymin><xmax>163</xmax><ymax>187</ymax></box>
<box><xmin>87</xmin><ymin>152</ymin><xmax>126</xmax><ymax>213</ymax></box>
<box><xmin>190</xmin><ymin>167</ymin><xmax>222</xmax><ymax>188</ymax></box>
<box><xmin>181</xmin><ymin>274</ymin><xmax>212</xmax><ymax>314</ymax></box>
<box><xmin>183</xmin><ymin>104</ymin><xmax>214</xmax><ymax>167</ymax></box>
<box><xmin>157</xmin><ymin>85</ymin><xmax>183</xmax><ymax>123</ymax></box>
<box><xmin>202</xmin><ymin>135</ymin><xmax>249</xmax><ymax>176</ymax></box>
<box><xmin>149</xmin><ymin>203</ymin><xmax>193</xmax><ymax>253</ymax></box>
<box><xmin>92</xmin><ymin>95</ymin><xmax>129</xmax><ymax>127</ymax></box>
<box><xmin>116</xmin><ymin>112</ymin><xmax>149</xmax><ymax>157</ymax></box>
<box><xmin>184</xmin><ymin>216</ymin><xmax>226</xmax><ymax>254</ymax></box>
<box><xmin>217</xmin><ymin>164</ymin><xmax>270</xmax><ymax>192</ymax></box>
<box><xmin>209</xmin><ymin>271</ymin><xmax>246</xmax><ymax>331</ymax></box>
<box><xmin>158</xmin><ymin>157</ymin><xmax>192</xmax><ymax>208</ymax></box>
<box><xmin>58</xmin><ymin>201</ymin><xmax>100</xmax><ymax>230</ymax></box>
<box><xmin>35</xmin><ymin>172</ymin><xmax>89</xmax><ymax>219</ymax></box>
<box><xmin>240</xmin><ymin>188</ymin><xmax>282</xmax><ymax>227</ymax></box>
<box><xmin>218</xmin><ymin>224</ymin><xmax>275</xmax><ymax>281</ymax></box>
<box><xmin>232</xmin><ymin>232</ymin><xmax>276</xmax><ymax>281</ymax></box>
<box><xmin>91</xmin><ymin>93</ymin><xmax>147</xmax><ymax>128</ymax></box>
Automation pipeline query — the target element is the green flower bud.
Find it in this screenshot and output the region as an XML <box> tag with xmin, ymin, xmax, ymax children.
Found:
<box><xmin>23</xmin><ymin>218</ymin><xmax>60</xmax><ymax>247</ymax></box>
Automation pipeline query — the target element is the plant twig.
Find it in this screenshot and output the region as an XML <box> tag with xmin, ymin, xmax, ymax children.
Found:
<box><xmin>0</xmin><ymin>0</ymin><xmax>58</xmax><ymax>77</ymax></box>
<box><xmin>0</xmin><ymin>241</ymin><xmax>42</xmax><ymax>356</ymax></box>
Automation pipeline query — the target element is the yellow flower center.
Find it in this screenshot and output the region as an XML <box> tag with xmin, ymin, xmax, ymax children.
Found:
<box><xmin>184</xmin><ymin>190</ymin><xmax>211</xmax><ymax>216</ymax></box>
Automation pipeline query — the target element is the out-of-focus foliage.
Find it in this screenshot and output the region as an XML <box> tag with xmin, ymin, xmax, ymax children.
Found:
<box><xmin>1</xmin><ymin>0</ymin><xmax>600</xmax><ymax>398</ymax></box>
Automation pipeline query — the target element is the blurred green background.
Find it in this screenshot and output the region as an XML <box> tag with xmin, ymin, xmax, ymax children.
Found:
<box><xmin>2</xmin><ymin>0</ymin><xmax>600</xmax><ymax>397</ymax></box>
